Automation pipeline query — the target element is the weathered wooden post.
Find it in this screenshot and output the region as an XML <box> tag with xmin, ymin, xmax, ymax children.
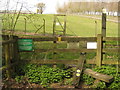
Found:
<box><xmin>4</xmin><ymin>35</ymin><xmax>11</xmax><ymax>79</ymax></box>
<box><xmin>102</xmin><ymin>8</ymin><xmax>106</xmax><ymax>37</ymax></box>
<box><xmin>96</xmin><ymin>34</ymin><xmax>102</xmax><ymax>67</ymax></box>
<box><xmin>53</xmin><ymin>15</ymin><xmax>56</xmax><ymax>36</ymax></box>
<box><xmin>63</xmin><ymin>15</ymin><xmax>66</xmax><ymax>36</ymax></box>
<box><xmin>72</xmin><ymin>52</ymin><xmax>86</xmax><ymax>87</ymax></box>
<box><xmin>102</xmin><ymin>8</ymin><xmax>107</xmax><ymax>61</ymax></box>
<box><xmin>53</xmin><ymin>40</ymin><xmax>57</xmax><ymax>68</ymax></box>
<box><xmin>13</xmin><ymin>36</ymin><xmax>19</xmax><ymax>61</ymax></box>
<box><xmin>9</xmin><ymin>35</ymin><xmax>14</xmax><ymax>61</ymax></box>
<box><xmin>43</xmin><ymin>18</ymin><xmax>45</xmax><ymax>35</ymax></box>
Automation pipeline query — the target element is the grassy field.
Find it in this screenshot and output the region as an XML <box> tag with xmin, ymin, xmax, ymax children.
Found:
<box><xmin>2</xmin><ymin>14</ymin><xmax>118</xmax><ymax>37</ymax></box>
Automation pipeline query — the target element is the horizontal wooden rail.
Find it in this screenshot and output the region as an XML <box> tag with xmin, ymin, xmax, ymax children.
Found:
<box><xmin>103</xmin><ymin>48</ymin><xmax>119</xmax><ymax>52</ymax></box>
<box><xmin>1</xmin><ymin>59</ymin><xmax>119</xmax><ymax>72</ymax></box>
<box><xmin>20</xmin><ymin>49</ymin><xmax>96</xmax><ymax>53</ymax></box>
<box><xmin>103</xmin><ymin>37</ymin><xmax>120</xmax><ymax>41</ymax></box>
<box><xmin>0</xmin><ymin>39</ymin><xmax>16</xmax><ymax>45</ymax></box>
<box><xmin>0</xmin><ymin>62</ymin><xmax>19</xmax><ymax>71</ymax></box>
<box><xmin>18</xmin><ymin>36</ymin><xmax>97</xmax><ymax>42</ymax></box>
<box><xmin>86</xmin><ymin>60</ymin><xmax>119</xmax><ymax>65</ymax></box>
<box><xmin>102</xmin><ymin>60</ymin><xmax>119</xmax><ymax>64</ymax></box>
<box><xmin>22</xmin><ymin>60</ymin><xmax>120</xmax><ymax>65</ymax></box>
<box><xmin>24</xmin><ymin>59</ymin><xmax>79</xmax><ymax>64</ymax></box>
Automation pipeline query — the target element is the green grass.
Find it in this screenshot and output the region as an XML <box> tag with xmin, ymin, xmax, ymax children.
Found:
<box><xmin>2</xmin><ymin>14</ymin><xmax>118</xmax><ymax>37</ymax></box>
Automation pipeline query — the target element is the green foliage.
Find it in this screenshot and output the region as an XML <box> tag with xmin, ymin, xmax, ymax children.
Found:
<box><xmin>15</xmin><ymin>76</ymin><xmax>24</xmax><ymax>83</ymax></box>
<box><xmin>81</xmin><ymin>74</ymin><xmax>94</xmax><ymax>85</ymax></box>
<box><xmin>108</xmin><ymin>74</ymin><xmax>120</xmax><ymax>89</ymax></box>
<box><xmin>93</xmin><ymin>65</ymin><xmax>117</xmax><ymax>76</ymax></box>
<box><xmin>63</xmin><ymin>78</ymin><xmax>73</xmax><ymax>85</ymax></box>
<box><xmin>15</xmin><ymin>64</ymin><xmax>72</xmax><ymax>87</ymax></box>
<box><xmin>91</xmin><ymin>81</ymin><xmax>106</xmax><ymax>89</ymax></box>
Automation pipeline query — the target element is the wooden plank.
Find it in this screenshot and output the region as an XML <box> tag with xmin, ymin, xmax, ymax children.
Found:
<box><xmin>86</xmin><ymin>60</ymin><xmax>119</xmax><ymax>65</ymax></box>
<box><xmin>0</xmin><ymin>62</ymin><xmax>19</xmax><ymax>71</ymax></box>
<box><xmin>102</xmin><ymin>60</ymin><xmax>119</xmax><ymax>64</ymax></box>
<box><xmin>72</xmin><ymin>53</ymin><xmax>85</xmax><ymax>86</ymax></box>
<box><xmin>20</xmin><ymin>49</ymin><xmax>96</xmax><ymax>53</ymax></box>
<box><xmin>24</xmin><ymin>60</ymin><xmax>79</xmax><ymax>64</ymax></box>
<box><xmin>18</xmin><ymin>37</ymin><xmax>96</xmax><ymax>42</ymax></box>
<box><xmin>62</xmin><ymin>37</ymin><xmax>97</xmax><ymax>42</ymax></box>
<box><xmin>103</xmin><ymin>37</ymin><xmax>120</xmax><ymax>41</ymax></box>
<box><xmin>96</xmin><ymin>34</ymin><xmax>102</xmax><ymax>66</ymax></box>
<box><xmin>83</xmin><ymin>69</ymin><xmax>114</xmax><ymax>83</ymax></box>
<box><xmin>1</xmin><ymin>60</ymin><xmax>119</xmax><ymax>72</ymax></box>
<box><xmin>103</xmin><ymin>48</ymin><xmax>119</xmax><ymax>53</ymax></box>
<box><xmin>1</xmin><ymin>39</ymin><xmax>16</xmax><ymax>45</ymax></box>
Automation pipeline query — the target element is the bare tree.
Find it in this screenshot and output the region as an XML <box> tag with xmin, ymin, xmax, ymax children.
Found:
<box><xmin>36</xmin><ymin>3</ymin><xmax>45</xmax><ymax>14</ymax></box>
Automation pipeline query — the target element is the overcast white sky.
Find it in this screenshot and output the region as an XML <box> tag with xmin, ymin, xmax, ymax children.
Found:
<box><xmin>0</xmin><ymin>0</ymin><xmax>119</xmax><ymax>14</ymax></box>
<box><xmin>0</xmin><ymin>0</ymin><xmax>69</xmax><ymax>14</ymax></box>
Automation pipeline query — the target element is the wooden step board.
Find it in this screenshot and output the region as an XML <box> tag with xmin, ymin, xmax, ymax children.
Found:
<box><xmin>72</xmin><ymin>53</ymin><xmax>85</xmax><ymax>86</ymax></box>
<box><xmin>83</xmin><ymin>69</ymin><xmax>114</xmax><ymax>83</ymax></box>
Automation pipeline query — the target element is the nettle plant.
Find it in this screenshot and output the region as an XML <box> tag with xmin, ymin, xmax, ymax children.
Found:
<box><xmin>15</xmin><ymin>64</ymin><xmax>73</xmax><ymax>87</ymax></box>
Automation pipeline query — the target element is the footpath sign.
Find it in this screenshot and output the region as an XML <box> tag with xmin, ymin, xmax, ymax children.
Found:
<box><xmin>18</xmin><ymin>39</ymin><xmax>33</xmax><ymax>51</ymax></box>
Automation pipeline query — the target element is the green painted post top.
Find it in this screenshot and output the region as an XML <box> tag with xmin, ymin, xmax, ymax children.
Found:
<box><xmin>18</xmin><ymin>39</ymin><xmax>33</xmax><ymax>51</ymax></box>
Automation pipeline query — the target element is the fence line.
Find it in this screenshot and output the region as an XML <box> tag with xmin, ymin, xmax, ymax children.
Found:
<box><xmin>1</xmin><ymin>34</ymin><xmax>120</xmax><ymax>78</ymax></box>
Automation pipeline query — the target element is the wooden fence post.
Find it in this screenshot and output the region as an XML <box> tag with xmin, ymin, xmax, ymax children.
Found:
<box><xmin>9</xmin><ymin>35</ymin><xmax>14</xmax><ymax>61</ymax></box>
<box><xmin>43</xmin><ymin>18</ymin><xmax>45</xmax><ymax>36</ymax></box>
<box><xmin>53</xmin><ymin>15</ymin><xmax>56</xmax><ymax>36</ymax></box>
<box><xmin>72</xmin><ymin>52</ymin><xmax>85</xmax><ymax>86</ymax></box>
<box><xmin>53</xmin><ymin>41</ymin><xmax>57</xmax><ymax>68</ymax></box>
<box><xmin>96</xmin><ymin>34</ymin><xmax>103</xmax><ymax>67</ymax></box>
<box><xmin>102</xmin><ymin>13</ymin><xmax>106</xmax><ymax>37</ymax></box>
<box><xmin>63</xmin><ymin>15</ymin><xmax>66</xmax><ymax>36</ymax></box>
<box><xmin>4</xmin><ymin>35</ymin><xmax>11</xmax><ymax>79</ymax></box>
<box><xmin>13</xmin><ymin>36</ymin><xmax>19</xmax><ymax>61</ymax></box>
